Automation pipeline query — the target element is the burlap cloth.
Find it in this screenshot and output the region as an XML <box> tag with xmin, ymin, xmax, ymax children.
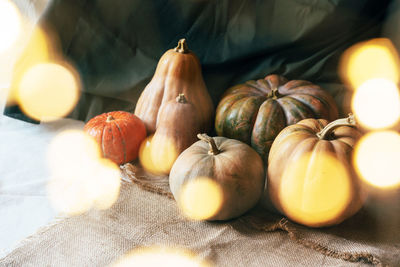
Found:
<box><xmin>1</xmin><ymin>163</ymin><xmax>399</xmax><ymax>267</ymax></box>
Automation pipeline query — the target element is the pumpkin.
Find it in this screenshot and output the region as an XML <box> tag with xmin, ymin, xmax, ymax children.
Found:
<box><xmin>265</xmin><ymin>114</ymin><xmax>365</xmax><ymax>227</ymax></box>
<box><xmin>147</xmin><ymin>94</ymin><xmax>202</xmax><ymax>174</ymax></box>
<box><xmin>84</xmin><ymin>111</ymin><xmax>146</xmax><ymax>165</ymax></box>
<box><xmin>169</xmin><ymin>134</ymin><xmax>265</xmax><ymax>221</ymax></box>
<box><xmin>134</xmin><ymin>38</ymin><xmax>214</xmax><ymax>134</ymax></box>
<box><xmin>215</xmin><ymin>74</ymin><xmax>338</xmax><ymax>162</ymax></box>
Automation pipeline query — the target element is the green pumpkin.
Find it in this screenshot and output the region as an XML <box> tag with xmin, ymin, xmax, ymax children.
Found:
<box><xmin>215</xmin><ymin>74</ymin><xmax>338</xmax><ymax>162</ymax></box>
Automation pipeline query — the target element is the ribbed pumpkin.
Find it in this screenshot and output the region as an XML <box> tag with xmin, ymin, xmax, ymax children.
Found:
<box><xmin>215</xmin><ymin>74</ymin><xmax>338</xmax><ymax>161</ymax></box>
<box><xmin>265</xmin><ymin>115</ymin><xmax>365</xmax><ymax>227</ymax></box>
<box><xmin>170</xmin><ymin>134</ymin><xmax>265</xmax><ymax>221</ymax></box>
<box><xmin>147</xmin><ymin>94</ymin><xmax>201</xmax><ymax>174</ymax></box>
<box><xmin>84</xmin><ymin>111</ymin><xmax>146</xmax><ymax>165</ymax></box>
<box><xmin>134</xmin><ymin>39</ymin><xmax>214</xmax><ymax>134</ymax></box>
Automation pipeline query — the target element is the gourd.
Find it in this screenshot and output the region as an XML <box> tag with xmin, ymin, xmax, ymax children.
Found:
<box><xmin>265</xmin><ymin>114</ymin><xmax>365</xmax><ymax>227</ymax></box>
<box><xmin>147</xmin><ymin>94</ymin><xmax>201</xmax><ymax>174</ymax></box>
<box><xmin>84</xmin><ymin>111</ymin><xmax>146</xmax><ymax>165</ymax></box>
<box><xmin>215</xmin><ymin>74</ymin><xmax>338</xmax><ymax>162</ymax></box>
<box><xmin>169</xmin><ymin>134</ymin><xmax>265</xmax><ymax>221</ymax></box>
<box><xmin>134</xmin><ymin>39</ymin><xmax>214</xmax><ymax>134</ymax></box>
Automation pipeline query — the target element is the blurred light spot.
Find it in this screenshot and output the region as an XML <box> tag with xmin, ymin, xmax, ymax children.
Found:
<box><xmin>17</xmin><ymin>62</ymin><xmax>80</xmax><ymax>121</ymax></box>
<box><xmin>150</xmin><ymin>134</ymin><xmax>178</xmax><ymax>174</ymax></box>
<box><xmin>139</xmin><ymin>135</ymin><xmax>158</xmax><ymax>173</ymax></box>
<box><xmin>280</xmin><ymin>152</ymin><xmax>351</xmax><ymax>226</ymax></box>
<box><xmin>91</xmin><ymin>158</ymin><xmax>121</xmax><ymax>210</ymax></box>
<box><xmin>47</xmin><ymin>130</ymin><xmax>121</xmax><ymax>216</ymax></box>
<box><xmin>354</xmin><ymin>131</ymin><xmax>400</xmax><ymax>189</ymax></box>
<box><xmin>7</xmin><ymin>26</ymin><xmax>53</xmax><ymax>105</ymax></box>
<box><xmin>47</xmin><ymin>173</ymin><xmax>94</xmax><ymax>216</ymax></box>
<box><xmin>340</xmin><ymin>38</ymin><xmax>400</xmax><ymax>89</ymax></box>
<box><xmin>227</xmin><ymin>15</ymin><xmax>255</xmax><ymax>45</ymax></box>
<box><xmin>0</xmin><ymin>0</ymin><xmax>21</xmax><ymax>53</ymax></box>
<box><xmin>47</xmin><ymin>130</ymin><xmax>101</xmax><ymax>166</ymax></box>
<box><xmin>139</xmin><ymin>134</ymin><xmax>178</xmax><ymax>175</ymax></box>
<box><xmin>179</xmin><ymin>177</ymin><xmax>223</xmax><ymax>221</ymax></box>
<box><xmin>352</xmin><ymin>78</ymin><xmax>400</xmax><ymax>129</ymax></box>
<box><xmin>112</xmin><ymin>246</ymin><xmax>209</xmax><ymax>267</ymax></box>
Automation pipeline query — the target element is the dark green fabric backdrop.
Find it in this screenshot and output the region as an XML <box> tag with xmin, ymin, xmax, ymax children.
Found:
<box><xmin>5</xmin><ymin>0</ymin><xmax>395</xmax><ymax>122</ymax></box>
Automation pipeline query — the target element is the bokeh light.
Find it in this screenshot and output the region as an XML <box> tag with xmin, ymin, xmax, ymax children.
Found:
<box><xmin>279</xmin><ymin>152</ymin><xmax>351</xmax><ymax>226</ymax></box>
<box><xmin>139</xmin><ymin>134</ymin><xmax>178</xmax><ymax>175</ymax></box>
<box><xmin>139</xmin><ymin>135</ymin><xmax>158</xmax><ymax>173</ymax></box>
<box><xmin>17</xmin><ymin>62</ymin><xmax>80</xmax><ymax>121</ymax></box>
<box><xmin>354</xmin><ymin>131</ymin><xmax>400</xmax><ymax>189</ymax></box>
<box><xmin>7</xmin><ymin>26</ymin><xmax>53</xmax><ymax>105</ymax></box>
<box><xmin>178</xmin><ymin>177</ymin><xmax>223</xmax><ymax>221</ymax></box>
<box><xmin>0</xmin><ymin>0</ymin><xmax>21</xmax><ymax>53</ymax></box>
<box><xmin>112</xmin><ymin>246</ymin><xmax>209</xmax><ymax>267</ymax></box>
<box><xmin>90</xmin><ymin>158</ymin><xmax>122</xmax><ymax>210</ymax></box>
<box><xmin>150</xmin><ymin>134</ymin><xmax>178</xmax><ymax>174</ymax></box>
<box><xmin>47</xmin><ymin>130</ymin><xmax>121</xmax><ymax>216</ymax></box>
<box><xmin>352</xmin><ymin>78</ymin><xmax>400</xmax><ymax>130</ymax></box>
<box><xmin>340</xmin><ymin>38</ymin><xmax>400</xmax><ymax>89</ymax></box>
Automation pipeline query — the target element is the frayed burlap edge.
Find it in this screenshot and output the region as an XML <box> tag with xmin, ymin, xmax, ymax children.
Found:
<box><xmin>121</xmin><ymin>163</ymin><xmax>174</xmax><ymax>199</ymax></box>
<box><xmin>240</xmin><ymin>216</ymin><xmax>384</xmax><ymax>267</ymax></box>
<box><xmin>121</xmin><ymin>163</ymin><xmax>386</xmax><ymax>267</ymax></box>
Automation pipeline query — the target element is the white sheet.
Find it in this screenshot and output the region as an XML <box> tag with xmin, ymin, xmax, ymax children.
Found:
<box><xmin>0</xmin><ymin>0</ymin><xmax>56</xmax><ymax>256</ymax></box>
<box><xmin>0</xmin><ymin>115</ymin><xmax>84</xmax><ymax>257</ymax></box>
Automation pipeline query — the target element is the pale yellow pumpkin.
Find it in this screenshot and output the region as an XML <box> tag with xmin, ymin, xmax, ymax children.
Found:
<box><xmin>170</xmin><ymin>134</ymin><xmax>265</xmax><ymax>221</ymax></box>
<box><xmin>265</xmin><ymin>115</ymin><xmax>365</xmax><ymax>227</ymax></box>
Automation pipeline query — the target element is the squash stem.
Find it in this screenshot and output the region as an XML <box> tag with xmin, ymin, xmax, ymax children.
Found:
<box><xmin>316</xmin><ymin>114</ymin><xmax>357</xmax><ymax>140</ymax></box>
<box><xmin>197</xmin><ymin>133</ymin><xmax>220</xmax><ymax>155</ymax></box>
<box><xmin>174</xmin><ymin>38</ymin><xmax>189</xmax><ymax>54</ymax></box>
<box><xmin>106</xmin><ymin>115</ymin><xmax>115</xmax><ymax>122</ymax></box>
<box><xmin>176</xmin><ymin>93</ymin><xmax>187</xmax><ymax>103</ymax></box>
<box><xmin>268</xmin><ymin>87</ymin><xmax>281</xmax><ymax>99</ymax></box>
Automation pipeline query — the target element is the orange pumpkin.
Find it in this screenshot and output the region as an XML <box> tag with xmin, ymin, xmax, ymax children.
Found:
<box><xmin>134</xmin><ymin>39</ymin><xmax>214</xmax><ymax>134</ymax></box>
<box><xmin>265</xmin><ymin>114</ymin><xmax>365</xmax><ymax>227</ymax></box>
<box><xmin>84</xmin><ymin>111</ymin><xmax>146</xmax><ymax>165</ymax></box>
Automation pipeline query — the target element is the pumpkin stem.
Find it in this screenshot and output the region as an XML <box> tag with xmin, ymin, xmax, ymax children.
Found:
<box><xmin>268</xmin><ymin>87</ymin><xmax>281</xmax><ymax>99</ymax></box>
<box><xmin>174</xmin><ymin>38</ymin><xmax>189</xmax><ymax>54</ymax></box>
<box><xmin>197</xmin><ymin>133</ymin><xmax>220</xmax><ymax>155</ymax></box>
<box><xmin>106</xmin><ymin>115</ymin><xmax>115</xmax><ymax>122</ymax></box>
<box><xmin>316</xmin><ymin>114</ymin><xmax>357</xmax><ymax>140</ymax></box>
<box><xmin>176</xmin><ymin>93</ymin><xmax>187</xmax><ymax>103</ymax></box>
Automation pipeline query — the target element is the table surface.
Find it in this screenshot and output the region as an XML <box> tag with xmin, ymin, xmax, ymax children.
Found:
<box><xmin>0</xmin><ymin>115</ymin><xmax>84</xmax><ymax>257</ymax></box>
<box><xmin>1</xmin><ymin>114</ymin><xmax>400</xmax><ymax>267</ymax></box>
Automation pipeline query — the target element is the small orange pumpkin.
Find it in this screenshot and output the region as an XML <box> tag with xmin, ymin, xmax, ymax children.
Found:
<box><xmin>84</xmin><ymin>111</ymin><xmax>146</xmax><ymax>165</ymax></box>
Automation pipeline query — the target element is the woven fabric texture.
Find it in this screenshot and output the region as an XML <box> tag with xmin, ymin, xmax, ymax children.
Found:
<box><xmin>1</xmin><ymin>163</ymin><xmax>399</xmax><ymax>267</ymax></box>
